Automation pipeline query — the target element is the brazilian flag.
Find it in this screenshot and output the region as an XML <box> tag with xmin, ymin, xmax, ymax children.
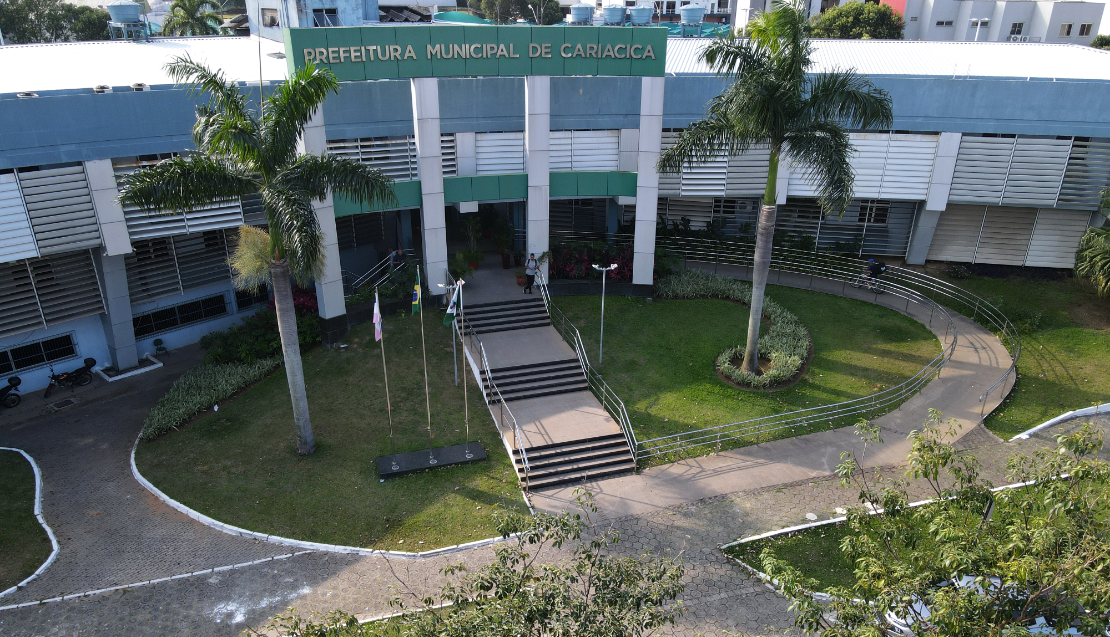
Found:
<box><xmin>411</xmin><ymin>266</ymin><xmax>421</xmax><ymax>315</ymax></box>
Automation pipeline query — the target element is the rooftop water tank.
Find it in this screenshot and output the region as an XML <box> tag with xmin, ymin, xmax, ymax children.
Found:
<box><xmin>629</xmin><ymin>5</ymin><xmax>653</xmax><ymax>24</ymax></box>
<box><xmin>603</xmin><ymin>5</ymin><xmax>625</xmax><ymax>24</ymax></box>
<box><xmin>569</xmin><ymin>3</ymin><xmax>593</xmax><ymax>23</ymax></box>
<box><xmin>679</xmin><ymin>4</ymin><xmax>706</xmax><ymax>23</ymax></box>
<box><xmin>107</xmin><ymin>1</ymin><xmax>142</xmax><ymax>23</ymax></box>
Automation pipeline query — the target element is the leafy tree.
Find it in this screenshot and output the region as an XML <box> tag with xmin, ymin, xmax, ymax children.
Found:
<box><xmin>160</xmin><ymin>0</ymin><xmax>220</xmax><ymax>36</ymax></box>
<box><xmin>765</xmin><ymin>413</ymin><xmax>1110</xmax><ymax>636</ymax></box>
<box><xmin>1076</xmin><ymin>226</ymin><xmax>1110</xmax><ymax>297</ymax></box>
<box><xmin>810</xmin><ymin>0</ymin><xmax>904</xmax><ymax>40</ymax></box>
<box><xmin>657</xmin><ymin>0</ymin><xmax>892</xmax><ymax>377</ymax></box>
<box><xmin>478</xmin><ymin>0</ymin><xmax>561</xmax><ymax>24</ymax></box>
<box><xmin>119</xmin><ymin>57</ymin><xmax>395</xmax><ymax>455</ymax></box>
<box><xmin>66</xmin><ymin>5</ymin><xmax>110</xmax><ymax>41</ymax></box>
<box><xmin>1091</xmin><ymin>34</ymin><xmax>1110</xmax><ymax>50</ymax></box>
<box><xmin>0</xmin><ymin>0</ymin><xmax>104</xmax><ymax>43</ymax></box>
<box><xmin>253</xmin><ymin>494</ymin><xmax>686</xmax><ymax>637</ymax></box>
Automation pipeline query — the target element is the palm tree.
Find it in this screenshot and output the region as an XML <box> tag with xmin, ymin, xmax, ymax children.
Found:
<box><xmin>1076</xmin><ymin>196</ymin><xmax>1110</xmax><ymax>297</ymax></box>
<box><xmin>119</xmin><ymin>57</ymin><xmax>395</xmax><ymax>454</ymax></box>
<box><xmin>658</xmin><ymin>0</ymin><xmax>893</xmax><ymax>376</ymax></box>
<box><xmin>160</xmin><ymin>0</ymin><xmax>221</xmax><ymax>36</ymax></box>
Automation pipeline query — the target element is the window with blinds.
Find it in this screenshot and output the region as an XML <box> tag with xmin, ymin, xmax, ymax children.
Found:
<box><xmin>550</xmin><ymin>130</ymin><xmax>620</xmax><ymax>172</ymax></box>
<box><xmin>125</xmin><ymin>230</ymin><xmax>234</xmax><ymax>304</ymax></box>
<box><xmin>775</xmin><ymin>198</ymin><xmax>917</xmax><ymax>256</ymax></box>
<box><xmin>475</xmin><ymin>132</ymin><xmax>525</xmax><ymax>175</ymax></box>
<box><xmin>950</xmin><ymin>135</ymin><xmax>1073</xmax><ymax>207</ymax></box>
<box><xmin>441</xmin><ymin>134</ymin><xmax>457</xmax><ymax>178</ymax></box>
<box><xmin>0</xmin><ymin>250</ymin><xmax>106</xmax><ymax>339</ymax></box>
<box><xmin>336</xmin><ymin>213</ymin><xmax>385</xmax><ymax>251</ymax></box>
<box><xmin>16</xmin><ymin>164</ymin><xmax>102</xmax><ymax>255</ymax></box>
<box><xmin>0</xmin><ymin>171</ymin><xmax>38</xmax><ymax>263</ymax></box>
<box><xmin>326</xmin><ymin>137</ymin><xmax>419</xmax><ymax>180</ymax></box>
<box><xmin>788</xmin><ymin>133</ymin><xmax>938</xmax><ymax>201</ymax></box>
<box><xmin>112</xmin><ymin>155</ymin><xmax>246</xmax><ymax>240</ymax></box>
<box><xmin>1056</xmin><ymin>138</ymin><xmax>1110</xmax><ymax>210</ymax></box>
<box><xmin>550</xmin><ymin>199</ymin><xmax>608</xmax><ymax>236</ymax></box>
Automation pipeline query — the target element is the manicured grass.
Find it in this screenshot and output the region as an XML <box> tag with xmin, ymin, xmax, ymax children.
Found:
<box><xmin>726</xmin><ymin>522</ymin><xmax>855</xmax><ymax>592</ymax></box>
<box><xmin>935</xmin><ymin>273</ymin><xmax>1110</xmax><ymax>440</ymax></box>
<box><xmin>552</xmin><ymin>286</ymin><xmax>939</xmax><ymax>460</ymax></box>
<box><xmin>0</xmin><ymin>450</ymin><xmax>52</xmax><ymax>592</ymax></box>
<box><xmin>135</xmin><ymin>311</ymin><xmax>529</xmax><ymax>550</ymax></box>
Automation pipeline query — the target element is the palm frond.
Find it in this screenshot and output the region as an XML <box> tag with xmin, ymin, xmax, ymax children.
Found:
<box><xmin>165</xmin><ymin>55</ymin><xmax>250</xmax><ymax>120</ymax></box>
<box><xmin>805</xmin><ymin>71</ymin><xmax>894</xmax><ymax>131</ymax></box>
<box><xmin>229</xmin><ymin>225</ymin><xmax>274</xmax><ymax>291</ymax></box>
<box><xmin>192</xmin><ymin>105</ymin><xmax>263</xmax><ymax>164</ymax></box>
<box><xmin>784</xmin><ymin>120</ymin><xmax>854</xmax><ymax>217</ymax></box>
<box><xmin>261</xmin><ymin>186</ymin><xmax>325</xmax><ymax>285</ymax></box>
<box><xmin>699</xmin><ymin>33</ymin><xmax>773</xmax><ymax>79</ymax></box>
<box><xmin>1075</xmin><ymin>226</ymin><xmax>1110</xmax><ymax>298</ymax></box>
<box><xmin>278</xmin><ymin>154</ymin><xmax>397</xmax><ymax>209</ymax></box>
<box><xmin>260</xmin><ymin>64</ymin><xmax>340</xmax><ymax>172</ymax></box>
<box><xmin>657</xmin><ymin>115</ymin><xmax>762</xmax><ymax>174</ymax></box>
<box><xmin>748</xmin><ymin>0</ymin><xmax>812</xmax><ymax>88</ymax></box>
<box><xmin>117</xmin><ymin>155</ymin><xmax>256</xmax><ymax>213</ymax></box>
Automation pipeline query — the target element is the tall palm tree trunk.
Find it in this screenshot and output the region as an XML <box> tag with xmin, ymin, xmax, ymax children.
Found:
<box><xmin>270</xmin><ymin>259</ymin><xmax>316</xmax><ymax>455</ymax></box>
<box><xmin>741</xmin><ymin>151</ymin><xmax>780</xmax><ymax>375</ymax></box>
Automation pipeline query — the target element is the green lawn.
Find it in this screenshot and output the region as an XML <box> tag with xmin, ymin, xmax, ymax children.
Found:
<box><xmin>0</xmin><ymin>450</ymin><xmax>52</xmax><ymax>592</ymax></box>
<box><xmin>552</xmin><ymin>286</ymin><xmax>939</xmax><ymax>461</ymax></box>
<box><xmin>935</xmin><ymin>273</ymin><xmax>1110</xmax><ymax>440</ymax></box>
<box><xmin>726</xmin><ymin>522</ymin><xmax>855</xmax><ymax>592</ymax></box>
<box><xmin>135</xmin><ymin>311</ymin><xmax>529</xmax><ymax>550</ymax></box>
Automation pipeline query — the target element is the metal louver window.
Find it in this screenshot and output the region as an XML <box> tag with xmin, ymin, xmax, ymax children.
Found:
<box><xmin>0</xmin><ymin>260</ymin><xmax>43</xmax><ymax>337</ymax></box>
<box><xmin>880</xmin><ymin>135</ymin><xmax>938</xmax><ymax>200</ymax></box>
<box><xmin>29</xmin><ymin>251</ymin><xmax>105</xmax><ymax>325</ymax></box>
<box><xmin>126</xmin><ymin>238</ymin><xmax>181</xmax><ymax>303</ymax></box>
<box><xmin>126</xmin><ymin>231</ymin><xmax>234</xmax><ymax>303</ymax></box>
<box><xmin>441</xmin><ymin>134</ymin><xmax>457</xmax><ymax>178</ymax></box>
<box><xmin>1000</xmin><ymin>138</ymin><xmax>1072</xmax><ymax>207</ymax></box>
<box><xmin>972</xmin><ymin>206</ymin><xmax>1038</xmax><ymax>265</ymax></box>
<box><xmin>173</xmin><ymin>232</ymin><xmax>232</xmax><ymax>291</ymax></box>
<box><xmin>566</xmin><ymin>130</ymin><xmax>620</xmax><ymax>172</ymax></box>
<box><xmin>475</xmin><ymin>132</ymin><xmax>525</xmax><ymax>175</ymax></box>
<box><xmin>336</xmin><ymin>213</ymin><xmax>384</xmax><ymax>251</ymax></box>
<box><xmin>550</xmin><ymin>199</ymin><xmax>607</xmax><ymax>235</ymax></box>
<box><xmin>0</xmin><ymin>171</ymin><xmax>39</xmax><ymax>263</ymax></box>
<box><xmin>550</xmin><ymin>131</ymin><xmax>573</xmax><ymax>171</ymax></box>
<box><xmin>927</xmin><ymin>204</ymin><xmax>986</xmax><ymax>263</ymax></box>
<box><xmin>17</xmin><ymin>164</ymin><xmax>102</xmax><ymax>255</ymax></box>
<box><xmin>327</xmin><ymin>137</ymin><xmax>419</xmax><ymax>180</ymax></box>
<box><xmin>725</xmin><ymin>148</ymin><xmax>771</xmax><ymax>197</ymax></box>
<box><xmin>679</xmin><ymin>155</ymin><xmax>728</xmax><ymax>197</ymax></box>
<box><xmin>1056</xmin><ymin>138</ymin><xmax>1110</xmax><ymax>210</ymax></box>
<box><xmin>775</xmin><ymin>198</ymin><xmax>917</xmax><ymax>256</ymax></box>
<box><xmin>949</xmin><ymin>136</ymin><xmax>1017</xmax><ymax>204</ymax></box>
<box><xmin>1024</xmin><ymin>209</ymin><xmax>1093</xmax><ymax>268</ymax></box>
<box><xmin>112</xmin><ymin>156</ymin><xmax>246</xmax><ymax>240</ymax></box>
<box><xmin>657</xmin><ymin>132</ymin><xmax>681</xmax><ymax>196</ymax></box>
<box><xmin>657</xmin><ymin>197</ymin><xmax>715</xmax><ymax>230</ymax></box>
<box><xmin>712</xmin><ymin>198</ymin><xmax>761</xmax><ymax>236</ymax></box>
<box><xmin>847</xmin><ymin>133</ymin><xmax>890</xmax><ymax>199</ymax></box>
<box><xmin>240</xmin><ymin>193</ymin><xmax>267</xmax><ymax>227</ymax></box>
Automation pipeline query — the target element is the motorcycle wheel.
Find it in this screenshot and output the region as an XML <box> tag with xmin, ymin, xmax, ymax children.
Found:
<box><xmin>76</xmin><ymin>373</ymin><xmax>93</xmax><ymax>387</ymax></box>
<box><xmin>2</xmin><ymin>393</ymin><xmax>18</xmax><ymax>408</ymax></box>
<box><xmin>44</xmin><ymin>384</ymin><xmax>54</xmax><ymax>399</ymax></box>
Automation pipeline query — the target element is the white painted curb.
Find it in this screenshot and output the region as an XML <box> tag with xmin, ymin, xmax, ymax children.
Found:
<box><xmin>95</xmin><ymin>354</ymin><xmax>163</xmax><ymax>383</ymax></box>
<box><xmin>0</xmin><ymin>447</ymin><xmax>61</xmax><ymax>599</ymax></box>
<box><xmin>130</xmin><ymin>434</ymin><xmax>522</xmax><ymax>559</ymax></box>
<box><xmin>1010</xmin><ymin>402</ymin><xmax>1110</xmax><ymax>441</ymax></box>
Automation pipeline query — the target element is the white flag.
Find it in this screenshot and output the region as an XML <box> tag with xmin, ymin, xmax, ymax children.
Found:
<box><xmin>373</xmin><ymin>292</ymin><xmax>383</xmax><ymax>342</ymax></box>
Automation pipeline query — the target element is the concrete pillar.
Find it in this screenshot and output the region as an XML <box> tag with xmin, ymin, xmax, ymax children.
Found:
<box><xmin>525</xmin><ymin>75</ymin><xmax>551</xmax><ymax>279</ymax></box>
<box><xmin>95</xmin><ymin>253</ymin><xmax>140</xmax><ymax>370</ymax></box>
<box><xmin>85</xmin><ymin>159</ymin><xmax>132</xmax><ymax>257</ymax></box>
<box><xmin>907</xmin><ymin>132</ymin><xmax>961</xmax><ymax>265</ymax></box>
<box><xmin>633</xmin><ymin>75</ymin><xmax>664</xmax><ymax>286</ymax></box>
<box><xmin>298</xmin><ymin>109</ymin><xmax>348</xmax><ymax>345</ymax></box>
<box><xmin>411</xmin><ymin>77</ymin><xmax>448</xmax><ymax>295</ymax></box>
<box><xmin>954</xmin><ymin>0</ymin><xmax>974</xmax><ymax>40</ymax></box>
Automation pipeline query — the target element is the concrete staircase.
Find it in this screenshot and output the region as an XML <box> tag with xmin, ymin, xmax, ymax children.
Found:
<box><xmin>480</xmin><ymin>358</ymin><xmax>589</xmax><ymax>404</ymax></box>
<box><xmin>460</xmin><ymin>298</ymin><xmax>550</xmax><ymax>335</ymax></box>
<box><xmin>513</xmin><ymin>433</ymin><xmax>637</xmax><ymax>490</ymax></box>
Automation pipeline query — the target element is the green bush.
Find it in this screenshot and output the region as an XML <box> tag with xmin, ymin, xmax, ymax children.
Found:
<box><xmin>199</xmin><ymin>308</ymin><xmax>321</xmax><ymax>364</ymax></box>
<box><xmin>655</xmin><ymin>269</ymin><xmax>809</xmax><ymax>388</ymax></box>
<box><xmin>140</xmin><ymin>358</ymin><xmax>281</xmax><ymax>441</ymax></box>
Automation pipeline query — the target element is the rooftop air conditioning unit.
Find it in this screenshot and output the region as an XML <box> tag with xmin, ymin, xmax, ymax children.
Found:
<box><xmin>1008</xmin><ymin>35</ymin><xmax>1020</xmax><ymax>41</ymax></box>
<box><xmin>17</xmin><ymin>92</ymin><xmax>38</xmax><ymax>98</ymax></box>
<box><xmin>1021</xmin><ymin>36</ymin><xmax>1029</xmax><ymax>42</ymax></box>
<box><xmin>93</xmin><ymin>85</ymin><xmax>113</xmax><ymax>94</ymax></box>
<box><xmin>131</xmin><ymin>83</ymin><xmax>147</xmax><ymax>92</ymax></box>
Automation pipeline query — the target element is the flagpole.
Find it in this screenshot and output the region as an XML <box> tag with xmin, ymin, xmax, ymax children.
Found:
<box><xmin>375</xmin><ymin>289</ymin><xmax>398</xmax><ymax>471</ymax></box>
<box><xmin>458</xmin><ymin>279</ymin><xmax>471</xmax><ymax>459</ymax></box>
<box><xmin>417</xmin><ymin>266</ymin><xmax>435</xmax><ymax>464</ymax></box>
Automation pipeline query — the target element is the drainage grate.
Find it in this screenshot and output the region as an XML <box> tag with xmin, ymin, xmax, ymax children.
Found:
<box><xmin>51</xmin><ymin>399</ymin><xmax>76</xmax><ymax>410</ymax></box>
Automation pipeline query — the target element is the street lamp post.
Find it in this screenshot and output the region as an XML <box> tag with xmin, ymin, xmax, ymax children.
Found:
<box><xmin>438</xmin><ymin>278</ymin><xmax>465</xmax><ymax>386</ymax></box>
<box><xmin>591</xmin><ymin>263</ymin><xmax>618</xmax><ymax>365</ymax></box>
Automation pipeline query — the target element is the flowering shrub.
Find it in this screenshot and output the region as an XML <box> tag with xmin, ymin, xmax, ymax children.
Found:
<box><xmin>268</xmin><ymin>285</ymin><xmax>319</xmax><ymax>315</ymax></box>
<box><xmin>549</xmin><ymin>241</ymin><xmax>634</xmax><ymax>281</ymax></box>
<box><xmin>655</xmin><ymin>269</ymin><xmax>809</xmax><ymax>388</ymax></box>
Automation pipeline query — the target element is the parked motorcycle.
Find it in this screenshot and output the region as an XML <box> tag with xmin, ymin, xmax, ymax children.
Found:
<box><xmin>1</xmin><ymin>376</ymin><xmax>20</xmax><ymax>408</ymax></box>
<box><xmin>43</xmin><ymin>358</ymin><xmax>96</xmax><ymax>399</ymax></box>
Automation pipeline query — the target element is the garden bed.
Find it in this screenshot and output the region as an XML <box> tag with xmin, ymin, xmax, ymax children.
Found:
<box><xmin>0</xmin><ymin>450</ymin><xmax>52</xmax><ymax>592</ymax></box>
<box><xmin>134</xmin><ymin>312</ymin><xmax>529</xmax><ymax>551</ymax></box>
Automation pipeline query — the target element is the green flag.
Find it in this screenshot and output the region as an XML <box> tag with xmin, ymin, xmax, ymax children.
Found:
<box><xmin>411</xmin><ymin>267</ymin><xmax>421</xmax><ymax>315</ymax></box>
<box><xmin>443</xmin><ymin>284</ymin><xmax>459</xmax><ymax>327</ymax></box>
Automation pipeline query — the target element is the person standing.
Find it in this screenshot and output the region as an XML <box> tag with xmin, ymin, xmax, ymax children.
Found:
<box><xmin>523</xmin><ymin>253</ymin><xmax>537</xmax><ymax>294</ymax></box>
<box><xmin>390</xmin><ymin>248</ymin><xmax>405</xmax><ymax>271</ymax></box>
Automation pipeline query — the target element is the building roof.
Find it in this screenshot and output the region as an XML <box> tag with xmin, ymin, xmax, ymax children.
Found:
<box><xmin>665</xmin><ymin>38</ymin><xmax>1110</xmax><ymax>81</ymax></box>
<box><xmin>0</xmin><ymin>36</ymin><xmax>288</xmax><ymax>96</ymax></box>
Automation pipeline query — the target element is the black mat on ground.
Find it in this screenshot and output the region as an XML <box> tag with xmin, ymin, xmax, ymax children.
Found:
<box><xmin>376</xmin><ymin>442</ymin><xmax>487</xmax><ymax>478</ymax></box>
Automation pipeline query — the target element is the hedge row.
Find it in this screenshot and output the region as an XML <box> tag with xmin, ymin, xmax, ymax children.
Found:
<box><xmin>654</xmin><ymin>269</ymin><xmax>809</xmax><ymax>388</ymax></box>
<box><xmin>140</xmin><ymin>358</ymin><xmax>282</xmax><ymax>441</ymax></box>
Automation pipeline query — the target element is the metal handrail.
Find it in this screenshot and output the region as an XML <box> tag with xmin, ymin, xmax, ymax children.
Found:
<box><xmin>535</xmin><ymin>272</ymin><xmax>640</xmax><ymax>465</ymax></box>
<box><xmin>455</xmin><ymin>311</ymin><xmax>531</xmax><ymax>487</ymax></box>
<box><xmin>656</xmin><ymin>236</ymin><xmax>1021</xmax><ymax>418</ymax></box>
<box><xmin>343</xmin><ymin>255</ymin><xmax>419</xmax><ymax>298</ymax></box>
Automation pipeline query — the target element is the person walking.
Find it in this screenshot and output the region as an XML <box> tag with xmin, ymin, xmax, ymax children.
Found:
<box><xmin>523</xmin><ymin>253</ymin><xmax>538</xmax><ymax>294</ymax></box>
<box><xmin>390</xmin><ymin>248</ymin><xmax>405</xmax><ymax>271</ymax></box>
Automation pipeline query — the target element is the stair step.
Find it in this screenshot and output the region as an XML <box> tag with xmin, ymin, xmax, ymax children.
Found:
<box><xmin>486</xmin><ymin>377</ymin><xmax>587</xmax><ymax>397</ymax></box>
<box><xmin>525</xmin><ymin>460</ymin><xmax>638</xmax><ymax>491</ymax></box>
<box><xmin>464</xmin><ymin>304</ymin><xmax>546</xmax><ymax>317</ymax></box>
<box><xmin>465</xmin><ymin>298</ymin><xmax>546</xmax><ymax>310</ymax></box>
<box><xmin>513</xmin><ymin>432</ymin><xmax>626</xmax><ymax>454</ymax></box>
<box><xmin>465</xmin><ymin>314</ymin><xmax>550</xmax><ymax>329</ymax></box>
<box><xmin>521</xmin><ymin>447</ymin><xmax>632</xmax><ymax>472</ymax></box>
<box><xmin>514</xmin><ymin>438</ymin><xmax>628</xmax><ymax>463</ymax></box>
<box><xmin>489</xmin><ymin>384</ymin><xmax>590</xmax><ymax>403</ymax></box>
<box><xmin>485</xmin><ymin>359</ymin><xmax>580</xmax><ymax>376</ymax></box>
<box><xmin>518</xmin><ymin>453</ymin><xmax>634</xmax><ymax>480</ymax></box>
<box><xmin>469</xmin><ymin>322</ymin><xmax>552</xmax><ymax>335</ymax></box>
<box><xmin>485</xmin><ymin>370</ymin><xmax>585</xmax><ymax>389</ymax></box>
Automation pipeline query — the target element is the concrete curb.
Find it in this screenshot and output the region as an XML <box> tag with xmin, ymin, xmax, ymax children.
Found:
<box><xmin>0</xmin><ymin>447</ymin><xmax>61</xmax><ymax>600</ymax></box>
<box><xmin>129</xmin><ymin>433</ymin><xmax>521</xmax><ymax>560</ymax></box>
<box><xmin>1010</xmin><ymin>402</ymin><xmax>1110</xmax><ymax>441</ymax></box>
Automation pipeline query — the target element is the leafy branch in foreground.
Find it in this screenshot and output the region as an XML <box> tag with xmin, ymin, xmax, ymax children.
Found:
<box><xmin>254</xmin><ymin>492</ymin><xmax>686</xmax><ymax>637</ymax></box>
<box><xmin>765</xmin><ymin>412</ymin><xmax>1110</xmax><ymax>637</ymax></box>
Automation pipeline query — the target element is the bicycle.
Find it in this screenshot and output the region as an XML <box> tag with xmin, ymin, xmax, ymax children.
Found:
<box><xmin>850</xmin><ymin>268</ymin><xmax>884</xmax><ymax>294</ymax></box>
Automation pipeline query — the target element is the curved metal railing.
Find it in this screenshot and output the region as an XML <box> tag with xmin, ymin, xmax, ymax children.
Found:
<box><xmin>535</xmin><ymin>272</ymin><xmax>640</xmax><ymax>465</ymax></box>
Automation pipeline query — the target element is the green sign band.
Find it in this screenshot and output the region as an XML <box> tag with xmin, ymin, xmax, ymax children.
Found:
<box><xmin>283</xmin><ymin>25</ymin><xmax>668</xmax><ymax>79</ymax></box>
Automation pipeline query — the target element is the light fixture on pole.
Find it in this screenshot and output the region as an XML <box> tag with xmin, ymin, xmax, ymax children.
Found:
<box><xmin>591</xmin><ymin>263</ymin><xmax>618</xmax><ymax>365</ymax></box>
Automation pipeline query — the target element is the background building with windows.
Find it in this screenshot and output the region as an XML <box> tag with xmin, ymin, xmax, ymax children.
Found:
<box><xmin>1</xmin><ymin>33</ymin><xmax>1108</xmax><ymax>392</ymax></box>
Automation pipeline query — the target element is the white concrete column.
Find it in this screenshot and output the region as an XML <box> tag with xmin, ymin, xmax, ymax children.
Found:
<box><xmin>907</xmin><ymin>132</ymin><xmax>962</xmax><ymax>265</ymax></box>
<box><xmin>94</xmin><ymin>253</ymin><xmax>140</xmax><ymax>370</ymax></box>
<box><xmin>633</xmin><ymin>75</ymin><xmax>664</xmax><ymax>285</ymax></box>
<box><xmin>85</xmin><ymin>159</ymin><xmax>132</xmax><ymax>256</ymax></box>
<box><xmin>298</xmin><ymin>109</ymin><xmax>347</xmax><ymax>341</ymax></box>
<box><xmin>411</xmin><ymin>77</ymin><xmax>448</xmax><ymax>294</ymax></box>
<box><xmin>525</xmin><ymin>75</ymin><xmax>551</xmax><ymax>279</ymax></box>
